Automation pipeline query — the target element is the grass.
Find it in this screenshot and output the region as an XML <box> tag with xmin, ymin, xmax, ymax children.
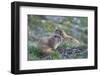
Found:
<box><xmin>51</xmin><ymin>50</ymin><xmax>61</xmax><ymax>60</ymax></box>
<box><xmin>28</xmin><ymin>40</ymin><xmax>87</xmax><ymax>61</ymax></box>
<box><xmin>28</xmin><ymin>45</ymin><xmax>42</xmax><ymax>60</ymax></box>
<box><xmin>28</xmin><ymin>45</ymin><xmax>61</xmax><ymax>60</ymax></box>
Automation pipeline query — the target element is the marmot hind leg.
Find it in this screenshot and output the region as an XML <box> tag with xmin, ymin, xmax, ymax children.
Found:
<box><xmin>41</xmin><ymin>48</ymin><xmax>53</xmax><ymax>56</ymax></box>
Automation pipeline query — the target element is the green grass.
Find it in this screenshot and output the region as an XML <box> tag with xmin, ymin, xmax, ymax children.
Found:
<box><xmin>28</xmin><ymin>45</ymin><xmax>43</xmax><ymax>60</ymax></box>
<box><xmin>28</xmin><ymin>40</ymin><xmax>87</xmax><ymax>61</ymax></box>
<box><xmin>28</xmin><ymin>45</ymin><xmax>61</xmax><ymax>60</ymax></box>
<box><xmin>51</xmin><ymin>50</ymin><xmax>61</xmax><ymax>60</ymax></box>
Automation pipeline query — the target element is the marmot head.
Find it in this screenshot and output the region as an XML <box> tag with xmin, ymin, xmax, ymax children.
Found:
<box><xmin>54</xmin><ymin>29</ymin><xmax>73</xmax><ymax>39</ymax></box>
<box><xmin>55</xmin><ymin>30</ymin><xmax>63</xmax><ymax>37</ymax></box>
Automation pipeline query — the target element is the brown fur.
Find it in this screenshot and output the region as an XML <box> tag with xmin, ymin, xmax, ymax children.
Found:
<box><xmin>38</xmin><ymin>30</ymin><xmax>80</xmax><ymax>56</ymax></box>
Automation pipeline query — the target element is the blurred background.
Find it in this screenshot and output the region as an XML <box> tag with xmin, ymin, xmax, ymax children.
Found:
<box><xmin>28</xmin><ymin>15</ymin><xmax>88</xmax><ymax>60</ymax></box>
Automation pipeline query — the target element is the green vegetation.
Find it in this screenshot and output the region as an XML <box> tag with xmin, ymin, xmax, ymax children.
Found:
<box><xmin>28</xmin><ymin>15</ymin><xmax>88</xmax><ymax>60</ymax></box>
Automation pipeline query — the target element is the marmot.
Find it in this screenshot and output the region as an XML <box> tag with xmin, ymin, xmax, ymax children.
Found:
<box><xmin>38</xmin><ymin>30</ymin><xmax>80</xmax><ymax>55</ymax></box>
